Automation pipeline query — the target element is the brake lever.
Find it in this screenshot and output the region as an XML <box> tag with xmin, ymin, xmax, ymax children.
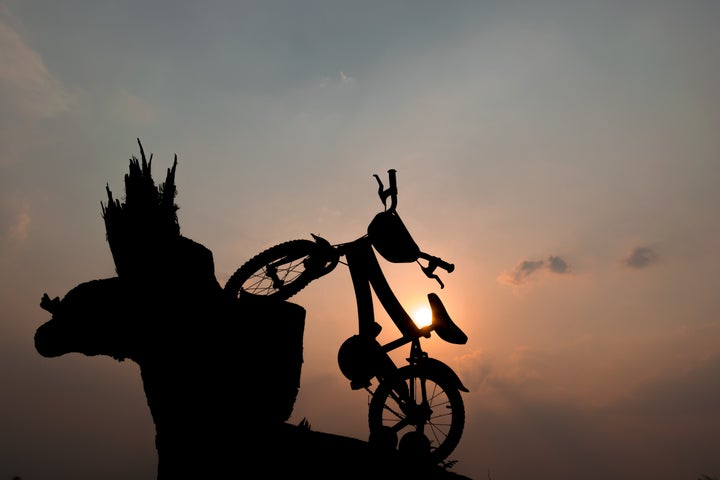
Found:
<box><xmin>373</xmin><ymin>169</ymin><xmax>398</xmax><ymax>212</ymax></box>
<box><xmin>422</xmin><ymin>266</ymin><xmax>445</xmax><ymax>289</ymax></box>
<box><xmin>419</xmin><ymin>254</ymin><xmax>454</xmax><ymax>289</ymax></box>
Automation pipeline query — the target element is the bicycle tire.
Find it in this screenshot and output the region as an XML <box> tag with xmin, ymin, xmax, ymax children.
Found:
<box><xmin>368</xmin><ymin>364</ymin><xmax>465</xmax><ymax>464</ymax></box>
<box><xmin>224</xmin><ymin>239</ymin><xmax>330</xmax><ymax>300</ymax></box>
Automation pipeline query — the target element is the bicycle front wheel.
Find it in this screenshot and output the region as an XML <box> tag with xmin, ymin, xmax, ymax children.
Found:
<box><xmin>368</xmin><ymin>364</ymin><xmax>465</xmax><ymax>465</ymax></box>
<box><xmin>224</xmin><ymin>239</ymin><xmax>331</xmax><ymax>300</ymax></box>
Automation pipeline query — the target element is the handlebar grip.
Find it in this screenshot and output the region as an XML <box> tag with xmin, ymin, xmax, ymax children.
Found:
<box><xmin>387</xmin><ymin>169</ymin><xmax>397</xmax><ymax>190</ymax></box>
<box><xmin>438</xmin><ymin>258</ymin><xmax>455</xmax><ymax>273</ymax></box>
<box><xmin>420</xmin><ymin>252</ymin><xmax>454</xmax><ymax>273</ymax></box>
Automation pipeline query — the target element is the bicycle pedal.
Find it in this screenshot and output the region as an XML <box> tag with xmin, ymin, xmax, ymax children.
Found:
<box><xmin>350</xmin><ymin>379</ymin><xmax>371</xmax><ymax>390</ymax></box>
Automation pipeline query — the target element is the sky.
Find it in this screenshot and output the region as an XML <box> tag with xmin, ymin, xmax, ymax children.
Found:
<box><xmin>1</xmin><ymin>0</ymin><xmax>719</xmax><ymax>478</ymax></box>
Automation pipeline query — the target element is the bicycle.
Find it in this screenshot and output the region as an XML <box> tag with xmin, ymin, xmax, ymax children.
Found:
<box><xmin>224</xmin><ymin>169</ymin><xmax>469</xmax><ymax>464</ymax></box>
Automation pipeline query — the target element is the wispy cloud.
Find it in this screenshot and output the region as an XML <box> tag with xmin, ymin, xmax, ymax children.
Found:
<box><xmin>456</xmin><ymin>348</ymin><xmax>492</xmax><ymax>391</ymax></box>
<box><xmin>498</xmin><ymin>255</ymin><xmax>572</xmax><ymax>286</ymax></box>
<box><xmin>0</xmin><ymin>9</ymin><xmax>74</xmax><ymax>119</ymax></box>
<box><xmin>621</xmin><ymin>246</ymin><xmax>658</xmax><ymax>269</ymax></box>
<box><xmin>109</xmin><ymin>90</ymin><xmax>155</xmax><ymax>125</ymax></box>
<box><xmin>319</xmin><ymin>70</ymin><xmax>355</xmax><ymax>88</ymax></box>
<box><xmin>6</xmin><ymin>205</ymin><xmax>30</xmax><ymax>244</ymax></box>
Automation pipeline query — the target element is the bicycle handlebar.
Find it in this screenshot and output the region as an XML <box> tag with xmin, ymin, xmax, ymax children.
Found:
<box><xmin>371</xmin><ymin>169</ymin><xmax>455</xmax><ymax>288</ymax></box>
<box><xmin>418</xmin><ymin>252</ymin><xmax>454</xmax><ymax>289</ymax></box>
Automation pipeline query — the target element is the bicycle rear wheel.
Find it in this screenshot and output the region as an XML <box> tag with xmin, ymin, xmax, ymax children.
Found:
<box><xmin>224</xmin><ymin>239</ymin><xmax>331</xmax><ymax>300</ymax></box>
<box><xmin>368</xmin><ymin>364</ymin><xmax>465</xmax><ymax>465</ymax></box>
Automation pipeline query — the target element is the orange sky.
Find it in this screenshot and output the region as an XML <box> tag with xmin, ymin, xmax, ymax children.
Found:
<box><xmin>2</xmin><ymin>1</ymin><xmax>719</xmax><ymax>479</ymax></box>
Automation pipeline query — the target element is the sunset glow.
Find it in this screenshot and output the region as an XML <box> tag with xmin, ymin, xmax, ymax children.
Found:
<box><xmin>411</xmin><ymin>305</ymin><xmax>433</xmax><ymax>329</ymax></box>
<box><xmin>2</xmin><ymin>2</ymin><xmax>719</xmax><ymax>480</ymax></box>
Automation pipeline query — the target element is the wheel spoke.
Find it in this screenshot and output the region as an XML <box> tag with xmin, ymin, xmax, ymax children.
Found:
<box><xmin>225</xmin><ymin>239</ymin><xmax>330</xmax><ymax>300</ymax></box>
<box><xmin>368</xmin><ymin>365</ymin><xmax>465</xmax><ymax>463</ymax></box>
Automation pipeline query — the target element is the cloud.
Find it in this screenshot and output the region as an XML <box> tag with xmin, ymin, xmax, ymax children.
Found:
<box><xmin>339</xmin><ymin>71</ymin><xmax>355</xmax><ymax>83</ymax></box>
<box><xmin>613</xmin><ymin>352</ymin><xmax>720</xmax><ymax>417</ymax></box>
<box><xmin>459</xmin><ymin>345</ymin><xmax>720</xmax><ymax>479</ymax></box>
<box><xmin>497</xmin><ymin>255</ymin><xmax>572</xmax><ymax>286</ymax></box>
<box><xmin>6</xmin><ymin>205</ymin><xmax>30</xmax><ymax>244</ymax></box>
<box><xmin>109</xmin><ymin>90</ymin><xmax>156</xmax><ymax>125</ymax></box>
<box><xmin>319</xmin><ymin>70</ymin><xmax>356</xmax><ymax>88</ymax></box>
<box><xmin>621</xmin><ymin>246</ymin><xmax>658</xmax><ymax>269</ymax></box>
<box><xmin>456</xmin><ymin>348</ymin><xmax>493</xmax><ymax>391</ymax></box>
<box><xmin>547</xmin><ymin>255</ymin><xmax>570</xmax><ymax>274</ymax></box>
<box><xmin>0</xmin><ymin>10</ymin><xmax>74</xmax><ymax>119</ymax></box>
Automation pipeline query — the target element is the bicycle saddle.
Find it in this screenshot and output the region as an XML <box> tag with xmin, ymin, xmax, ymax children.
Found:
<box><xmin>428</xmin><ymin>293</ymin><xmax>467</xmax><ymax>345</ymax></box>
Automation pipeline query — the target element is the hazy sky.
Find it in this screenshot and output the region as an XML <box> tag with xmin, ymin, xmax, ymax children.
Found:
<box><xmin>2</xmin><ymin>1</ymin><xmax>719</xmax><ymax>479</ymax></box>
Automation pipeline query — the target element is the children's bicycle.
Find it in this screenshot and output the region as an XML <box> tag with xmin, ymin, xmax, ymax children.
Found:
<box><xmin>224</xmin><ymin>169</ymin><xmax>469</xmax><ymax>464</ymax></box>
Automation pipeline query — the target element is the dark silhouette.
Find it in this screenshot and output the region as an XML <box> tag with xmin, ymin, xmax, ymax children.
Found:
<box><xmin>224</xmin><ymin>169</ymin><xmax>471</xmax><ymax>465</ymax></box>
<box><xmin>35</xmin><ymin>141</ymin><xmax>472</xmax><ymax>479</ymax></box>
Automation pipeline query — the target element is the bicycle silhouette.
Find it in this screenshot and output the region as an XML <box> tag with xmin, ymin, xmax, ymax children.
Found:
<box><xmin>224</xmin><ymin>169</ymin><xmax>469</xmax><ymax>464</ymax></box>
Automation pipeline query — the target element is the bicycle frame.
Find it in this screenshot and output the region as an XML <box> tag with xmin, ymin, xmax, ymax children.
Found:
<box><xmin>336</xmin><ymin>234</ymin><xmax>468</xmax><ymax>392</ymax></box>
<box><xmin>343</xmin><ymin>236</ymin><xmax>421</xmax><ymax>339</ymax></box>
<box><xmin>224</xmin><ymin>169</ymin><xmax>469</xmax><ymax>463</ymax></box>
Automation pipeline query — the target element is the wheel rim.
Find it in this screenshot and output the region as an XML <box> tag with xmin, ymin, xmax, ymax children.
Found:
<box><xmin>241</xmin><ymin>255</ymin><xmax>312</xmax><ymax>295</ymax></box>
<box><xmin>369</xmin><ymin>366</ymin><xmax>465</xmax><ymax>463</ymax></box>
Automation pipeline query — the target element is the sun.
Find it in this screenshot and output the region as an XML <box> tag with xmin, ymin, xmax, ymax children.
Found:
<box><xmin>411</xmin><ymin>305</ymin><xmax>433</xmax><ymax>329</ymax></box>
